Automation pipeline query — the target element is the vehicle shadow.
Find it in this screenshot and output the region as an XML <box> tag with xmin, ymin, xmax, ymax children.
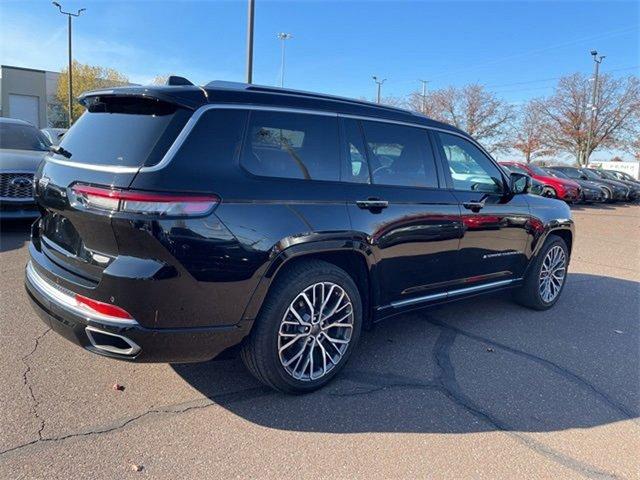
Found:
<box><xmin>172</xmin><ymin>273</ymin><xmax>639</xmax><ymax>435</ymax></box>
<box><xmin>0</xmin><ymin>220</ymin><xmax>32</xmax><ymax>253</ymax></box>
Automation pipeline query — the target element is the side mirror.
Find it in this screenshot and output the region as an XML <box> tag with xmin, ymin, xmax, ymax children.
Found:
<box><xmin>509</xmin><ymin>172</ymin><xmax>531</xmax><ymax>194</ymax></box>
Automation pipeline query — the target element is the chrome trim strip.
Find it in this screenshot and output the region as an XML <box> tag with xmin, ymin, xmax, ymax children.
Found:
<box><xmin>44</xmin><ymin>156</ymin><xmax>140</xmax><ymax>173</ymax></box>
<box><xmin>26</xmin><ymin>261</ymin><xmax>139</xmax><ymax>327</ymax></box>
<box><xmin>390</xmin><ymin>278</ymin><xmax>520</xmax><ymax>309</ymax></box>
<box><xmin>391</xmin><ymin>291</ymin><xmax>448</xmax><ymax>308</ymax></box>
<box><xmin>446</xmin><ymin>279</ymin><xmax>516</xmax><ymax>297</ymax></box>
<box><xmin>85</xmin><ymin>326</ymin><xmax>141</xmax><ymax>356</ymax></box>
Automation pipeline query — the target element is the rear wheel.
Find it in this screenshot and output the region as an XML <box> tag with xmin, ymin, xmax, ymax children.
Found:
<box><xmin>513</xmin><ymin>235</ymin><xmax>568</xmax><ymax>310</ymax></box>
<box><xmin>241</xmin><ymin>260</ymin><xmax>362</xmax><ymax>393</ymax></box>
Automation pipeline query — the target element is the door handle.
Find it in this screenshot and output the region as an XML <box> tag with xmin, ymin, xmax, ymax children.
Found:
<box><xmin>462</xmin><ymin>201</ymin><xmax>485</xmax><ymax>212</ymax></box>
<box><xmin>356</xmin><ymin>199</ymin><xmax>389</xmax><ymax>211</ymax></box>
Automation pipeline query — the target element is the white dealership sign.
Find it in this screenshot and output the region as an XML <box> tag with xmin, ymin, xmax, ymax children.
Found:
<box><xmin>590</xmin><ymin>161</ymin><xmax>640</xmax><ymax>180</ymax></box>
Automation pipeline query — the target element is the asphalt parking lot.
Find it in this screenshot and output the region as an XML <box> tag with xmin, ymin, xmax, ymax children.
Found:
<box><xmin>1</xmin><ymin>204</ymin><xmax>638</xmax><ymax>480</ymax></box>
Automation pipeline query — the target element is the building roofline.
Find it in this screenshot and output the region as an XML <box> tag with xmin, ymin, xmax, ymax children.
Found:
<box><xmin>1</xmin><ymin>65</ymin><xmax>58</xmax><ymax>75</ymax></box>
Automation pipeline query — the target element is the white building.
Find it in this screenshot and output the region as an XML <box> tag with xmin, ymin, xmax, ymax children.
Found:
<box><xmin>0</xmin><ymin>65</ymin><xmax>63</xmax><ymax>128</ymax></box>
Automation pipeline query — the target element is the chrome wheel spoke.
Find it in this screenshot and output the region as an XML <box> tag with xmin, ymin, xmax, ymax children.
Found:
<box><xmin>538</xmin><ymin>245</ymin><xmax>566</xmax><ymax>303</ymax></box>
<box><xmin>278</xmin><ymin>281</ymin><xmax>354</xmax><ymax>382</ymax></box>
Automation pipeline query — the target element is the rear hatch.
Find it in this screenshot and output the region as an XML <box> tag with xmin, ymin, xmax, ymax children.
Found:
<box><xmin>34</xmin><ymin>93</ymin><xmax>195</xmax><ymax>283</ymax></box>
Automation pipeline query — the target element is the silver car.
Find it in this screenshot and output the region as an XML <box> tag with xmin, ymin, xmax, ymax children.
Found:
<box><xmin>0</xmin><ymin>118</ymin><xmax>51</xmax><ymax>219</ymax></box>
<box><xmin>41</xmin><ymin>127</ymin><xmax>67</xmax><ymax>146</ymax></box>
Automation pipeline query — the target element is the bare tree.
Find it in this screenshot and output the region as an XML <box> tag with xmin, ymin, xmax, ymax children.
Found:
<box><xmin>633</xmin><ymin>138</ymin><xmax>640</xmax><ymax>161</ymax></box>
<box><xmin>151</xmin><ymin>74</ymin><xmax>170</xmax><ymax>85</ymax></box>
<box><xmin>537</xmin><ymin>73</ymin><xmax>640</xmax><ymax>165</ymax></box>
<box><xmin>409</xmin><ymin>84</ymin><xmax>514</xmax><ymax>152</ymax></box>
<box><xmin>511</xmin><ymin>101</ymin><xmax>555</xmax><ymax>163</ymax></box>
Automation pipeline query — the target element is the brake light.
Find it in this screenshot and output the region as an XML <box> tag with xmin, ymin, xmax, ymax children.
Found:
<box><xmin>75</xmin><ymin>294</ymin><xmax>133</xmax><ymax>319</ymax></box>
<box><xmin>70</xmin><ymin>185</ymin><xmax>218</xmax><ymax>216</ymax></box>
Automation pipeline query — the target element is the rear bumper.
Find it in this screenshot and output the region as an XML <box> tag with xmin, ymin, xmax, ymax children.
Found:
<box><xmin>25</xmin><ymin>260</ymin><xmax>250</xmax><ymax>363</ymax></box>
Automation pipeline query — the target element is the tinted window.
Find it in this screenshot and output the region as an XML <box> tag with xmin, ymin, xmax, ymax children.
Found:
<box><xmin>504</xmin><ymin>164</ymin><xmax>529</xmax><ymax>175</ymax></box>
<box><xmin>341</xmin><ymin>119</ymin><xmax>370</xmax><ymax>183</ymax></box>
<box><xmin>437</xmin><ymin>133</ymin><xmax>504</xmax><ymax>193</ymax></box>
<box><xmin>0</xmin><ymin>123</ymin><xmax>50</xmax><ymax>151</ymax></box>
<box><xmin>241</xmin><ymin>111</ymin><xmax>339</xmax><ymax>181</ymax></box>
<box><xmin>528</xmin><ymin>164</ymin><xmax>549</xmax><ymax>176</ymax></box>
<box><xmin>361</xmin><ymin>121</ymin><xmax>437</xmax><ymax>188</ymax></box>
<box><xmin>171</xmin><ymin>109</ymin><xmax>247</xmax><ymax>172</ymax></box>
<box><xmin>557</xmin><ymin>168</ymin><xmax>581</xmax><ymax>179</ymax></box>
<box><xmin>52</xmin><ymin>97</ymin><xmax>191</xmax><ymax>167</ymax></box>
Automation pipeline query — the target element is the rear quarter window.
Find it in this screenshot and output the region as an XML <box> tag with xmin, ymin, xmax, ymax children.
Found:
<box><xmin>240</xmin><ymin>111</ymin><xmax>339</xmax><ymax>182</ymax></box>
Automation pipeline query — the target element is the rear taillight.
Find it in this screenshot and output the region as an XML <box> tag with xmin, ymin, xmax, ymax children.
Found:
<box><xmin>69</xmin><ymin>185</ymin><xmax>218</xmax><ymax>217</ymax></box>
<box><xmin>75</xmin><ymin>294</ymin><xmax>133</xmax><ymax>320</ymax></box>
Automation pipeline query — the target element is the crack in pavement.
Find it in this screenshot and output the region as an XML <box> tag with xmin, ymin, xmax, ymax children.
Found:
<box><xmin>19</xmin><ymin>328</ymin><xmax>51</xmax><ymax>443</ymax></box>
<box><xmin>427</xmin><ymin>318</ymin><xmax>638</xmax><ymax>422</ymax></box>
<box><xmin>430</xmin><ymin>325</ymin><xmax>621</xmax><ymax>480</ymax></box>
<box><xmin>2</xmin><ymin>318</ymin><xmax>634</xmax><ymax>480</ymax></box>
<box><xmin>0</xmin><ymin>386</ymin><xmax>272</xmax><ymax>459</ymax></box>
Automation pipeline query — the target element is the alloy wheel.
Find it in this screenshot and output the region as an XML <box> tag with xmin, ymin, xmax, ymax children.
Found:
<box><xmin>278</xmin><ymin>282</ymin><xmax>354</xmax><ymax>381</ymax></box>
<box><xmin>539</xmin><ymin>245</ymin><xmax>566</xmax><ymax>303</ymax></box>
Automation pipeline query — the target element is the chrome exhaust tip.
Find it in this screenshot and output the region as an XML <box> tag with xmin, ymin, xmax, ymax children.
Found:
<box><xmin>85</xmin><ymin>326</ymin><xmax>141</xmax><ymax>356</ymax></box>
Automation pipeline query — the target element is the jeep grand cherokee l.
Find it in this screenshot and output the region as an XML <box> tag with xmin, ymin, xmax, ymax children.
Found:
<box><xmin>25</xmin><ymin>80</ymin><xmax>574</xmax><ymax>393</ymax></box>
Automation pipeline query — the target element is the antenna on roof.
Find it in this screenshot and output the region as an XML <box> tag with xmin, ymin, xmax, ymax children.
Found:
<box><xmin>166</xmin><ymin>76</ymin><xmax>193</xmax><ymax>86</ymax></box>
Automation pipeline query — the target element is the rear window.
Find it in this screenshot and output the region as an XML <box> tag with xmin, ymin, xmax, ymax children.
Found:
<box><xmin>0</xmin><ymin>122</ymin><xmax>51</xmax><ymax>151</ymax></box>
<box><xmin>51</xmin><ymin>96</ymin><xmax>191</xmax><ymax>167</ymax></box>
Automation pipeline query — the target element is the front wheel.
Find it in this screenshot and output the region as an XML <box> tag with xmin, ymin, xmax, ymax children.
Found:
<box><xmin>241</xmin><ymin>260</ymin><xmax>362</xmax><ymax>394</ymax></box>
<box><xmin>513</xmin><ymin>235</ymin><xmax>569</xmax><ymax>310</ymax></box>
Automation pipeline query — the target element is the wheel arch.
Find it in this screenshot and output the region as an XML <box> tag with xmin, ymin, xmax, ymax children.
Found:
<box><xmin>241</xmin><ymin>241</ymin><xmax>377</xmax><ymax>330</ymax></box>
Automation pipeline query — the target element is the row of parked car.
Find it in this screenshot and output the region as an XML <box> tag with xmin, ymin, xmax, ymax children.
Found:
<box><xmin>499</xmin><ymin>161</ymin><xmax>640</xmax><ymax>204</ymax></box>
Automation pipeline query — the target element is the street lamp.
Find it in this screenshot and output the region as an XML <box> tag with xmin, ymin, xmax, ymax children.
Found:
<box><xmin>372</xmin><ymin>76</ymin><xmax>386</xmax><ymax>104</ymax></box>
<box><xmin>277</xmin><ymin>32</ymin><xmax>293</xmax><ymax>87</ymax></box>
<box><xmin>584</xmin><ymin>50</ymin><xmax>605</xmax><ymax>166</ymax></box>
<box><xmin>52</xmin><ymin>2</ymin><xmax>85</xmax><ymax>127</ymax></box>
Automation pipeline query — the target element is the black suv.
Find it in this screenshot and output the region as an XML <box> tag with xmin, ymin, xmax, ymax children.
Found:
<box><xmin>25</xmin><ymin>80</ymin><xmax>574</xmax><ymax>393</ymax></box>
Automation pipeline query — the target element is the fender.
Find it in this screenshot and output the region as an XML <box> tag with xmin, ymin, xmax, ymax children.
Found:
<box><xmin>523</xmin><ymin>215</ymin><xmax>574</xmax><ymax>279</ymax></box>
<box><xmin>240</xmin><ymin>234</ymin><xmax>377</xmax><ymax>324</ymax></box>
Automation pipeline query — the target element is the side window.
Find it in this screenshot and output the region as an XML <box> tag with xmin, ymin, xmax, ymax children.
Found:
<box><xmin>360</xmin><ymin>121</ymin><xmax>438</xmax><ymax>188</ymax></box>
<box><xmin>437</xmin><ymin>132</ymin><xmax>504</xmax><ymax>194</ymax></box>
<box><xmin>341</xmin><ymin>119</ymin><xmax>370</xmax><ymax>183</ymax></box>
<box><xmin>241</xmin><ymin>111</ymin><xmax>339</xmax><ymax>181</ymax></box>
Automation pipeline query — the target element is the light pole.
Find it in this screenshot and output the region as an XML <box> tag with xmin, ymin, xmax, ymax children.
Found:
<box><xmin>52</xmin><ymin>2</ymin><xmax>85</xmax><ymax>127</ymax></box>
<box><xmin>419</xmin><ymin>79</ymin><xmax>429</xmax><ymax>113</ymax></box>
<box><xmin>277</xmin><ymin>32</ymin><xmax>293</xmax><ymax>87</ymax></box>
<box><xmin>246</xmin><ymin>0</ymin><xmax>255</xmax><ymax>83</ymax></box>
<box><xmin>372</xmin><ymin>76</ymin><xmax>386</xmax><ymax>104</ymax></box>
<box><xmin>584</xmin><ymin>50</ymin><xmax>605</xmax><ymax>166</ymax></box>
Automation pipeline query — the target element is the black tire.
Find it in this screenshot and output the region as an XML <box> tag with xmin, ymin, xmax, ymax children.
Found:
<box><xmin>542</xmin><ymin>187</ymin><xmax>557</xmax><ymax>198</ymax></box>
<box><xmin>240</xmin><ymin>259</ymin><xmax>362</xmax><ymax>394</ymax></box>
<box><xmin>513</xmin><ymin>234</ymin><xmax>569</xmax><ymax>310</ymax></box>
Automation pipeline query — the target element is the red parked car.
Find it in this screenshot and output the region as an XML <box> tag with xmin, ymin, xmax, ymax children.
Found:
<box><xmin>499</xmin><ymin>162</ymin><xmax>581</xmax><ymax>203</ymax></box>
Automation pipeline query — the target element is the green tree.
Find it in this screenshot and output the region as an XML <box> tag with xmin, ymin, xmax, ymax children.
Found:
<box><xmin>56</xmin><ymin>60</ymin><xmax>129</xmax><ymax>124</ymax></box>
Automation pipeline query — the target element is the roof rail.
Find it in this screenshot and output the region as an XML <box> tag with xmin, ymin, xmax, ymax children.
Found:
<box><xmin>204</xmin><ymin>80</ymin><xmax>420</xmax><ymax>116</ymax></box>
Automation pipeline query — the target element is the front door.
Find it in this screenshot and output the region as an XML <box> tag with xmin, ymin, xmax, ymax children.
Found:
<box><xmin>340</xmin><ymin>118</ymin><xmax>462</xmax><ymax>311</ymax></box>
<box><xmin>432</xmin><ymin>131</ymin><xmax>530</xmax><ymax>286</ymax></box>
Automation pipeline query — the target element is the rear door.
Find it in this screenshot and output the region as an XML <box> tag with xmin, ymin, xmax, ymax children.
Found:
<box><xmin>341</xmin><ymin>117</ymin><xmax>462</xmax><ymax>311</ymax></box>
<box><xmin>433</xmin><ymin>131</ymin><xmax>530</xmax><ymax>285</ymax></box>
<box><xmin>34</xmin><ymin>95</ymin><xmax>192</xmax><ymax>282</ymax></box>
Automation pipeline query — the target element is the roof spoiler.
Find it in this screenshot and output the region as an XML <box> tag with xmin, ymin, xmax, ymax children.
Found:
<box><xmin>166</xmin><ymin>75</ymin><xmax>193</xmax><ymax>86</ymax></box>
<box><xmin>78</xmin><ymin>85</ymin><xmax>205</xmax><ymax>110</ymax></box>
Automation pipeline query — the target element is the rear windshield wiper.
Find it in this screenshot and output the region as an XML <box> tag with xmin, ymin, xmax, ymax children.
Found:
<box><xmin>49</xmin><ymin>145</ymin><xmax>72</xmax><ymax>158</ymax></box>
